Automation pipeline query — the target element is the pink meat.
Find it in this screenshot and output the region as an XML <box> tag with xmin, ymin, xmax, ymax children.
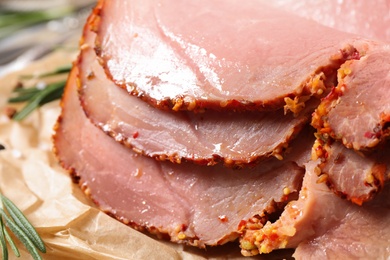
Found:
<box><xmin>268</xmin><ymin>0</ymin><xmax>390</xmax><ymax>42</ymax></box>
<box><xmin>293</xmin><ymin>186</ymin><xmax>390</xmax><ymax>259</ymax></box>
<box><xmin>312</xmin><ymin>45</ymin><xmax>390</xmax><ymax>150</ymax></box>
<box><xmin>79</xmin><ymin>23</ymin><xmax>313</xmax><ymax>166</ymax></box>
<box><xmin>54</xmin><ymin>66</ymin><xmax>306</xmax><ymax>247</ymax></box>
<box><xmin>94</xmin><ymin>0</ymin><xmax>368</xmax><ymax>112</ymax></box>
<box><xmin>241</xmin><ymin>160</ymin><xmax>390</xmax><ymax>258</ymax></box>
<box><xmin>319</xmin><ymin>140</ymin><xmax>390</xmax><ymax>205</ymax></box>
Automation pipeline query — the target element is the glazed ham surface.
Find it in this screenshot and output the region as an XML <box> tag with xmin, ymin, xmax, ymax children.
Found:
<box><xmin>54</xmin><ymin>66</ymin><xmax>306</xmax><ymax>247</ymax></box>
<box><xmin>79</xmin><ymin>24</ymin><xmax>313</xmax><ymax>166</ymax></box>
<box><xmin>268</xmin><ymin>0</ymin><xmax>390</xmax><ymax>42</ymax></box>
<box><xmin>241</xmin><ymin>160</ymin><xmax>390</xmax><ymax>258</ymax></box>
<box><xmin>93</xmin><ymin>0</ymin><xmax>370</xmax><ymax>112</ymax></box>
<box><xmin>52</xmin><ymin>0</ymin><xmax>390</xmax><ymax>258</ymax></box>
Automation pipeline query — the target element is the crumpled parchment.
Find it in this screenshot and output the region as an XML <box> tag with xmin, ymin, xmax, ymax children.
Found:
<box><xmin>0</xmin><ymin>48</ymin><xmax>292</xmax><ymax>260</ymax></box>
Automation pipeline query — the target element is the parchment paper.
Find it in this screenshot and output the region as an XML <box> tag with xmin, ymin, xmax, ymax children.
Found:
<box><xmin>0</xmin><ymin>47</ymin><xmax>292</xmax><ymax>260</ymax></box>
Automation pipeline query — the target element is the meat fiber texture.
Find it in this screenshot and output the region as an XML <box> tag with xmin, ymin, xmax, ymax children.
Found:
<box><xmin>79</xmin><ymin>20</ymin><xmax>313</xmax><ymax>166</ymax></box>
<box><xmin>54</xmin><ymin>66</ymin><xmax>306</xmax><ymax>247</ymax></box>
<box><xmin>267</xmin><ymin>0</ymin><xmax>390</xmax><ymax>42</ymax></box>
<box><xmin>240</xmin><ymin>160</ymin><xmax>390</xmax><ymax>259</ymax></box>
<box><xmin>312</xmin><ymin>47</ymin><xmax>390</xmax><ymax>151</ymax></box>
<box><xmin>93</xmin><ymin>0</ymin><xmax>369</xmax><ymax>112</ymax></box>
<box><xmin>52</xmin><ymin>0</ymin><xmax>390</xmax><ymax>259</ymax></box>
<box><xmin>316</xmin><ymin>139</ymin><xmax>390</xmax><ymax>205</ymax></box>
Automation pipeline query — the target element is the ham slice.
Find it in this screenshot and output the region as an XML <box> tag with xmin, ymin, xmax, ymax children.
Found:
<box><xmin>267</xmin><ymin>0</ymin><xmax>390</xmax><ymax>42</ymax></box>
<box><xmin>241</xmin><ymin>160</ymin><xmax>390</xmax><ymax>258</ymax></box>
<box><xmin>53</xmin><ymin>1</ymin><xmax>390</xmax><ymax>257</ymax></box>
<box><xmin>78</xmin><ymin>21</ymin><xmax>313</xmax><ymax>166</ymax></box>
<box><xmin>312</xmin><ymin>45</ymin><xmax>390</xmax><ymax>150</ymax></box>
<box><xmin>316</xmin><ymin>139</ymin><xmax>390</xmax><ymax>205</ymax></box>
<box><xmin>93</xmin><ymin>0</ymin><xmax>368</xmax><ymax>112</ymax></box>
<box><xmin>293</xmin><ymin>185</ymin><xmax>390</xmax><ymax>259</ymax></box>
<box><xmin>54</xmin><ymin>66</ymin><xmax>306</xmax><ymax>247</ymax></box>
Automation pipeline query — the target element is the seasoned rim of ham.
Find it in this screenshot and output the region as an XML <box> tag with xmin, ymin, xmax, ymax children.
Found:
<box><xmin>53</xmin><ymin>0</ymin><xmax>390</xmax><ymax>258</ymax></box>
<box><xmin>53</xmin><ymin>65</ymin><xmax>305</xmax><ymax>247</ymax></box>
<box><xmin>312</xmin><ymin>45</ymin><xmax>390</xmax><ymax>151</ymax></box>
<box><xmin>77</xmin><ymin>20</ymin><xmax>315</xmax><ymax>166</ymax></box>
<box><xmin>92</xmin><ymin>0</ymin><xmax>368</xmax><ymax>112</ymax></box>
<box><xmin>241</xmin><ymin>159</ymin><xmax>390</xmax><ymax>258</ymax></box>
<box><xmin>312</xmin><ymin>138</ymin><xmax>390</xmax><ymax>205</ymax></box>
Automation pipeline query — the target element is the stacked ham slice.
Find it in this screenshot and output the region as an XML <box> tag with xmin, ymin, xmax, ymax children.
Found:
<box><xmin>53</xmin><ymin>0</ymin><xmax>390</xmax><ymax>258</ymax></box>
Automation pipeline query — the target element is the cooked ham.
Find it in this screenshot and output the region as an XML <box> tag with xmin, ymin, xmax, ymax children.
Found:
<box><xmin>312</xmin><ymin>45</ymin><xmax>390</xmax><ymax>150</ymax></box>
<box><xmin>54</xmin><ymin>66</ymin><xmax>307</xmax><ymax>247</ymax></box>
<box><xmin>78</xmin><ymin>22</ymin><xmax>314</xmax><ymax>166</ymax></box>
<box><xmin>267</xmin><ymin>0</ymin><xmax>390</xmax><ymax>42</ymax></box>
<box><xmin>93</xmin><ymin>0</ymin><xmax>369</xmax><ymax>112</ymax></box>
<box><xmin>241</xmin><ymin>160</ymin><xmax>390</xmax><ymax>258</ymax></box>
<box><xmin>316</xmin><ymin>139</ymin><xmax>390</xmax><ymax>205</ymax></box>
<box><xmin>293</xmin><ymin>185</ymin><xmax>390</xmax><ymax>259</ymax></box>
<box><xmin>52</xmin><ymin>1</ymin><xmax>390</xmax><ymax>258</ymax></box>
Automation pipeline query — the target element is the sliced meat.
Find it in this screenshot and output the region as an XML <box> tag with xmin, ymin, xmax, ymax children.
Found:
<box><xmin>241</xmin><ymin>160</ymin><xmax>390</xmax><ymax>259</ymax></box>
<box><xmin>240</xmin><ymin>160</ymin><xmax>325</xmax><ymax>255</ymax></box>
<box><xmin>53</xmin><ymin>66</ymin><xmax>306</xmax><ymax>247</ymax></box>
<box><xmin>293</xmin><ymin>185</ymin><xmax>390</xmax><ymax>259</ymax></box>
<box><xmin>93</xmin><ymin>0</ymin><xmax>368</xmax><ymax>112</ymax></box>
<box><xmin>312</xmin><ymin>45</ymin><xmax>390</xmax><ymax>150</ymax></box>
<box><xmin>284</xmin><ymin>126</ymin><xmax>315</xmax><ymax>168</ymax></box>
<box><xmin>315</xmin><ymin>139</ymin><xmax>390</xmax><ymax>205</ymax></box>
<box><xmin>78</xmin><ymin>22</ymin><xmax>314</xmax><ymax>166</ymax></box>
<box><xmin>267</xmin><ymin>0</ymin><xmax>390</xmax><ymax>42</ymax></box>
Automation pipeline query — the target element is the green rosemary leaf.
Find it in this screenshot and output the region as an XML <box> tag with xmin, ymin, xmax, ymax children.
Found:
<box><xmin>8</xmin><ymin>91</ymin><xmax>38</xmax><ymax>103</ymax></box>
<box><xmin>20</xmin><ymin>64</ymin><xmax>72</xmax><ymax>79</ymax></box>
<box><xmin>0</xmin><ymin>209</ymin><xmax>42</xmax><ymax>260</ymax></box>
<box><xmin>12</xmin><ymin>87</ymin><xmax>39</xmax><ymax>94</ymax></box>
<box><xmin>12</xmin><ymin>80</ymin><xmax>66</xmax><ymax>121</ymax></box>
<box><xmin>11</xmin><ymin>94</ymin><xmax>42</xmax><ymax>121</ymax></box>
<box><xmin>0</xmin><ymin>195</ymin><xmax>45</xmax><ymax>253</ymax></box>
<box><xmin>41</xmin><ymin>85</ymin><xmax>64</xmax><ymax>104</ymax></box>
<box><xmin>2</xmin><ymin>222</ymin><xmax>20</xmax><ymax>258</ymax></box>
<box><xmin>0</xmin><ymin>217</ymin><xmax>8</xmax><ymax>260</ymax></box>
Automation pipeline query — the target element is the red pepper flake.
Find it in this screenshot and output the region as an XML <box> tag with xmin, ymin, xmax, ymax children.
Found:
<box><xmin>364</xmin><ymin>131</ymin><xmax>376</xmax><ymax>139</ymax></box>
<box><xmin>218</xmin><ymin>215</ymin><xmax>228</xmax><ymax>223</ymax></box>
<box><xmin>181</xmin><ymin>224</ymin><xmax>188</xmax><ymax>232</ymax></box>
<box><xmin>340</xmin><ymin>47</ymin><xmax>360</xmax><ymax>60</ymax></box>
<box><xmin>351</xmin><ymin>197</ymin><xmax>364</xmax><ymax>206</ymax></box>
<box><xmin>380</xmin><ymin>113</ymin><xmax>390</xmax><ymax>122</ymax></box>
<box><xmin>281</xmin><ymin>195</ymin><xmax>289</xmax><ymax>202</ymax></box>
<box><xmin>350</xmin><ymin>51</ymin><xmax>361</xmax><ymax>60</ymax></box>
<box><xmin>133</xmin><ymin>131</ymin><xmax>139</xmax><ymax>138</ymax></box>
<box><xmin>321</xmin><ymin>87</ymin><xmax>335</xmax><ymax>101</ymax></box>
<box><xmin>269</xmin><ymin>233</ymin><xmax>279</xmax><ymax>242</ymax></box>
<box><xmin>238</xmin><ymin>220</ymin><xmax>247</xmax><ymax>230</ymax></box>
<box><xmin>324</xmin><ymin>151</ymin><xmax>329</xmax><ymax>159</ymax></box>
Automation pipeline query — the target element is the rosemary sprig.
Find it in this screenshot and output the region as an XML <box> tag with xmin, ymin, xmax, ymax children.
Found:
<box><xmin>2</xmin><ymin>221</ymin><xmax>20</xmax><ymax>258</ymax></box>
<box><xmin>8</xmin><ymin>65</ymin><xmax>70</xmax><ymax>121</ymax></box>
<box><xmin>19</xmin><ymin>64</ymin><xmax>72</xmax><ymax>79</ymax></box>
<box><xmin>0</xmin><ymin>194</ymin><xmax>46</xmax><ymax>260</ymax></box>
<box><xmin>11</xmin><ymin>80</ymin><xmax>66</xmax><ymax>121</ymax></box>
<box><xmin>0</xmin><ymin>7</ymin><xmax>74</xmax><ymax>40</ymax></box>
<box><xmin>0</xmin><ymin>218</ymin><xmax>8</xmax><ymax>260</ymax></box>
